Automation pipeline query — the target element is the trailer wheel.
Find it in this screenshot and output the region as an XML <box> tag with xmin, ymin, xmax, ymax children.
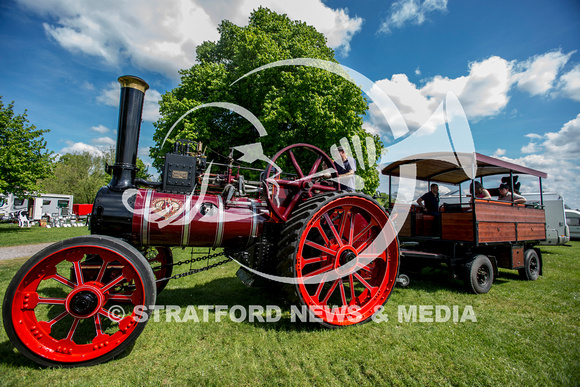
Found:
<box><xmin>2</xmin><ymin>235</ymin><xmax>156</xmax><ymax>367</ymax></box>
<box><xmin>464</xmin><ymin>254</ymin><xmax>494</xmax><ymax>294</ymax></box>
<box><xmin>519</xmin><ymin>249</ymin><xmax>540</xmax><ymax>281</ymax></box>
<box><xmin>277</xmin><ymin>192</ymin><xmax>399</xmax><ymax>327</ymax></box>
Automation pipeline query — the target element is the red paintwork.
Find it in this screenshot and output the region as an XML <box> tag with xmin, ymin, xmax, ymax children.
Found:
<box><xmin>131</xmin><ymin>189</ymin><xmax>268</xmax><ymax>248</ymax></box>
<box><xmin>294</xmin><ymin>196</ymin><xmax>399</xmax><ymax>326</ymax></box>
<box><xmin>10</xmin><ymin>245</ymin><xmax>145</xmax><ymax>363</ymax></box>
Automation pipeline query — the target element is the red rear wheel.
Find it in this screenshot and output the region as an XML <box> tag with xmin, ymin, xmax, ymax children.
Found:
<box><xmin>277</xmin><ymin>192</ymin><xmax>399</xmax><ymax>327</ymax></box>
<box><xmin>2</xmin><ymin>235</ymin><xmax>156</xmax><ymax>367</ymax></box>
<box><xmin>141</xmin><ymin>246</ymin><xmax>173</xmax><ymax>294</ymax></box>
<box><xmin>263</xmin><ymin>143</ymin><xmax>339</xmax><ymax>222</ymax></box>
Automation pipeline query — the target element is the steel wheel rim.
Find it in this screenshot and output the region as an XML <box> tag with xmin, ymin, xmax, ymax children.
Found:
<box><xmin>295</xmin><ymin>196</ymin><xmax>398</xmax><ymax>325</ymax></box>
<box><xmin>529</xmin><ymin>256</ymin><xmax>539</xmax><ymax>275</ymax></box>
<box><xmin>477</xmin><ymin>265</ymin><xmax>490</xmax><ymax>286</ymax></box>
<box><xmin>9</xmin><ymin>246</ymin><xmax>146</xmax><ymax>363</ymax></box>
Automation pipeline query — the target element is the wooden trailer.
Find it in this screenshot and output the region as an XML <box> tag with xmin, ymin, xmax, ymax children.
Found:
<box><xmin>382</xmin><ymin>153</ymin><xmax>548</xmax><ymax>293</ymax></box>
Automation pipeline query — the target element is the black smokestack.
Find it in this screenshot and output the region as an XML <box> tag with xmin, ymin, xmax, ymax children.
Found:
<box><xmin>108</xmin><ymin>75</ymin><xmax>149</xmax><ymax>191</ymax></box>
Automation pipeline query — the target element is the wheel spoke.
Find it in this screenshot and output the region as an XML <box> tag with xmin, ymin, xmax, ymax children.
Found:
<box><xmin>99</xmin><ymin>307</ymin><xmax>123</xmax><ymax>323</ymax></box>
<box><xmin>66</xmin><ymin>318</ymin><xmax>80</xmax><ymax>341</ymax></box>
<box><xmin>48</xmin><ymin>273</ymin><xmax>76</xmax><ymax>289</ymax></box>
<box><xmin>348</xmin><ymin>274</ymin><xmax>356</xmax><ymax>303</ymax></box>
<box><xmin>100</xmin><ymin>274</ymin><xmax>127</xmax><ymax>293</ymax></box>
<box><xmin>302</xmin><ymin>256</ymin><xmax>326</xmax><ymax>266</ymax></box>
<box><xmin>73</xmin><ymin>260</ymin><xmax>84</xmax><ymax>285</ymax></box>
<box><xmin>348</xmin><ymin>214</ymin><xmax>355</xmax><ymax>245</ymax></box>
<box><xmin>282</xmin><ymin>191</ymin><xmax>303</xmax><ymax>220</ymax></box>
<box><xmin>304</xmin><ymin>240</ymin><xmax>337</xmax><ymax>256</ymax></box>
<box><xmin>353</xmin><ymin>220</ymin><xmax>377</xmax><ymax>245</ymax></box>
<box><xmin>338</xmin><ymin>208</ymin><xmax>351</xmax><ymax>243</ymax></box>
<box><xmin>38</xmin><ymin>297</ymin><xmax>66</xmax><ymax>305</ymax></box>
<box><xmin>323</xmin><ymin>213</ymin><xmax>343</xmax><ymax>247</ymax></box>
<box><xmin>94</xmin><ymin>314</ymin><xmax>104</xmax><ymax>336</ymax></box>
<box><xmin>313</xmin><ymin>222</ymin><xmax>332</xmax><ymax>247</ymax></box>
<box><xmin>47</xmin><ymin>310</ymin><xmax>69</xmax><ymax>327</ymax></box>
<box><xmin>338</xmin><ymin>279</ymin><xmax>347</xmax><ymax>306</ymax></box>
<box><xmin>355</xmin><ymin>239</ymin><xmax>371</xmax><ymax>255</ymax></box>
<box><xmin>321</xmin><ymin>280</ymin><xmax>340</xmax><ymax>304</ymax></box>
<box><xmin>354</xmin><ymin>272</ymin><xmax>377</xmax><ymax>293</ymax></box>
<box><xmin>288</xmin><ymin>150</ymin><xmax>304</xmax><ymax>178</ymax></box>
<box><xmin>308</xmin><ymin>156</ymin><xmax>323</xmax><ymax>176</ymax></box>
<box><xmin>95</xmin><ymin>261</ymin><xmax>109</xmax><ymax>283</ymax></box>
<box><xmin>303</xmin><ymin>263</ymin><xmax>334</xmax><ymax>278</ymax></box>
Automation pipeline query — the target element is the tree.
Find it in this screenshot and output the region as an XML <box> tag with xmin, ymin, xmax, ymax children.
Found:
<box><xmin>0</xmin><ymin>96</ymin><xmax>54</xmax><ymax>197</ymax></box>
<box><xmin>151</xmin><ymin>7</ymin><xmax>382</xmax><ymax>194</ymax></box>
<box><xmin>39</xmin><ymin>150</ymin><xmax>152</xmax><ymax>204</ymax></box>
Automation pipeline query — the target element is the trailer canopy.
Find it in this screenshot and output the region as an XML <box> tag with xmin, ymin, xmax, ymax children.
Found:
<box><xmin>380</xmin><ymin>152</ymin><xmax>547</xmax><ymax>184</ymax></box>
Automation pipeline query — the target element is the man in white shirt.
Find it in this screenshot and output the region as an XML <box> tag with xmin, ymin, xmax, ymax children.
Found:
<box><xmin>334</xmin><ymin>146</ymin><xmax>357</xmax><ymax>191</ymax></box>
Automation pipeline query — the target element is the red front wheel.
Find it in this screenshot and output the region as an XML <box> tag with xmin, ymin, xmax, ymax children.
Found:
<box><xmin>2</xmin><ymin>235</ymin><xmax>156</xmax><ymax>367</ymax></box>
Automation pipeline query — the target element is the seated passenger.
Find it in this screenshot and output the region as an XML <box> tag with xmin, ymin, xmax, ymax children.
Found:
<box><xmin>470</xmin><ymin>181</ymin><xmax>491</xmax><ymax>200</ymax></box>
<box><xmin>497</xmin><ymin>183</ymin><xmax>526</xmax><ymax>204</ymax></box>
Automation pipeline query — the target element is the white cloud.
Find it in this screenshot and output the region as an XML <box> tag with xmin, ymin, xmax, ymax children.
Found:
<box><xmin>59</xmin><ymin>141</ymin><xmax>105</xmax><ymax>157</ymax></box>
<box><xmin>17</xmin><ymin>0</ymin><xmax>363</xmax><ymax>78</ymax></box>
<box><xmin>364</xmin><ymin>50</ymin><xmax>579</xmax><ymax>139</ymax></box>
<box><xmin>493</xmin><ymin>148</ymin><xmax>506</xmax><ymax>157</ymax></box>
<box><xmin>365</xmin><ymin>56</ymin><xmax>513</xmax><ymax>135</ymax></box>
<box><xmin>520</xmin><ymin>114</ymin><xmax>580</xmax><ymax>160</ymax></box>
<box><xmin>90</xmin><ymin>125</ymin><xmax>110</xmax><ymax>134</ymax></box>
<box><xmin>511</xmin><ymin>114</ymin><xmax>580</xmax><ymax>208</ymax></box>
<box><xmin>379</xmin><ymin>0</ymin><xmax>447</xmax><ymax>34</ymax></box>
<box><xmin>92</xmin><ymin>137</ymin><xmax>116</xmax><ymax>147</ymax></box>
<box><xmin>97</xmin><ymin>81</ymin><xmax>161</xmax><ymax>122</ymax></box>
<box><xmin>513</xmin><ymin>49</ymin><xmax>575</xmax><ymax>96</ymax></box>
<box><xmin>558</xmin><ymin>64</ymin><xmax>580</xmax><ymax>101</ymax></box>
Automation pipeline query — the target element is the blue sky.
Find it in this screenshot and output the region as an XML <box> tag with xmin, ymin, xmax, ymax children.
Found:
<box><xmin>1</xmin><ymin>0</ymin><xmax>579</xmax><ymax>207</ymax></box>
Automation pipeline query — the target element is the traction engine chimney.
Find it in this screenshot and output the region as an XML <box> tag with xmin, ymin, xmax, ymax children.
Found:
<box><xmin>108</xmin><ymin>75</ymin><xmax>149</xmax><ymax>191</ymax></box>
<box><xmin>90</xmin><ymin>75</ymin><xmax>149</xmax><ymax>239</ymax></box>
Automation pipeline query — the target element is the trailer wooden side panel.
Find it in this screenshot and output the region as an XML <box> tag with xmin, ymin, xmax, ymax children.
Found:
<box><xmin>441</xmin><ymin>212</ymin><xmax>474</xmax><ymax>241</ymax></box>
<box><xmin>474</xmin><ymin>200</ymin><xmax>545</xmax><ymax>243</ymax></box>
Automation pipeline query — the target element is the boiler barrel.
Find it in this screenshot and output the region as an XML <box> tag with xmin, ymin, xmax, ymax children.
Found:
<box><xmin>131</xmin><ymin>189</ymin><xmax>268</xmax><ymax>248</ymax></box>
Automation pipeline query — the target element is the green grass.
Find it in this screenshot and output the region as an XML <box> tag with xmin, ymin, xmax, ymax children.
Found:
<box><xmin>0</xmin><ymin>223</ymin><xmax>89</xmax><ymax>247</ymax></box>
<box><xmin>0</xmin><ymin>240</ymin><xmax>579</xmax><ymax>386</ymax></box>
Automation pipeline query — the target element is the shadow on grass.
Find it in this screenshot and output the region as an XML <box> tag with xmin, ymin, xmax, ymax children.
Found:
<box><xmin>400</xmin><ymin>265</ymin><xmax>528</xmax><ymax>294</ymax></box>
<box><xmin>156</xmin><ymin>276</ymin><xmax>326</xmax><ymax>333</ymax></box>
<box><xmin>0</xmin><ymin>224</ymin><xmax>32</xmax><ymax>236</ymax></box>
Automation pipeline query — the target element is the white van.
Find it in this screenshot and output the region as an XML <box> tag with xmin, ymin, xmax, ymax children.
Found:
<box><xmin>28</xmin><ymin>194</ymin><xmax>74</xmax><ymax>221</ymax></box>
<box><xmin>565</xmin><ymin>210</ymin><xmax>580</xmax><ymax>240</ymax></box>
<box><xmin>525</xmin><ymin>193</ymin><xmax>570</xmax><ymax>245</ymax></box>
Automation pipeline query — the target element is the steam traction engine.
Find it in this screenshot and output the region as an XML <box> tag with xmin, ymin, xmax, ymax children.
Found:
<box><xmin>3</xmin><ymin>76</ymin><xmax>399</xmax><ymax>367</ymax></box>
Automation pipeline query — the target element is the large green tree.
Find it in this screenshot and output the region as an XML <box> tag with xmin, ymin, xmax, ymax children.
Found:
<box><xmin>151</xmin><ymin>7</ymin><xmax>381</xmax><ymax>193</ymax></box>
<box><xmin>0</xmin><ymin>96</ymin><xmax>54</xmax><ymax>197</ymax></box>
<box><xmin>39</xmin><ymin>150</ymin><xmax>152</xmax><ymax>204</ymax></box>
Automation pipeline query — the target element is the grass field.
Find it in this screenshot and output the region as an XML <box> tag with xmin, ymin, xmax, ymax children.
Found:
<box><xmin>0</xmin><ymin>223</ymin><xmax>89</xmax><ymax>247</ymax></box>
<box><xmin>0</xmin><ymin>226</ymin><xmax>578</xmax><ymax>386</ymax></box>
